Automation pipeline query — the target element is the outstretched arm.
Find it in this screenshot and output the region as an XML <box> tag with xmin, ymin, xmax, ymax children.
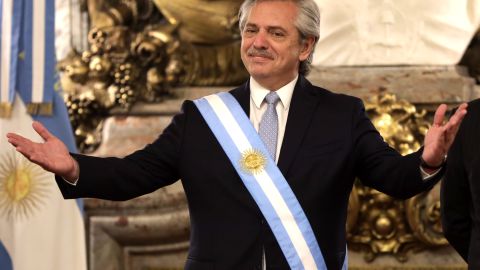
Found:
<box><xmin>6</xmin><ymin>121</ymin><xmax>79</xmax><ymax>182</ymax></box>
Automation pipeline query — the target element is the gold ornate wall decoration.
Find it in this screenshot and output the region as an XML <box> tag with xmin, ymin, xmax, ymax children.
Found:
<box><xmin>347</xmin><ymin>92</ymin><xmax>448</xmax><ymax>262</ymax></box>
<box><xmin>59</xmin><ymin>0</ymin><xmax>248</xmax><ymax>152</ymax></box>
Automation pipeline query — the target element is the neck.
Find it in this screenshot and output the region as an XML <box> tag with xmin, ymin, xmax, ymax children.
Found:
<box><xmin>252</xmin><ymin>73</ymin><xmax>298</xmax><ymax>91</ymax></box>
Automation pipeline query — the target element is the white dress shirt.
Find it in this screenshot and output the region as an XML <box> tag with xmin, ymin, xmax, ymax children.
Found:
<box><xmin>249</xmin><ymin>76</ymin><xmax>298</xmax><ymax>162</ymax></box>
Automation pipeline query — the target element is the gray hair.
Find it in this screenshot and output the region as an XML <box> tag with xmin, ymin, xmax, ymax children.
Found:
<box><xmin>238</xmin><ymin>0</ymin><xmax>320</xmax><ymax>75</ymax></box>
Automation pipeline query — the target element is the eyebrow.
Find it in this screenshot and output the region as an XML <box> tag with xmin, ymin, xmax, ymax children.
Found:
<box><xmin>245</xmin><ymin>23</ymin><xmax>288</xmax><ymax>32</ymax></box>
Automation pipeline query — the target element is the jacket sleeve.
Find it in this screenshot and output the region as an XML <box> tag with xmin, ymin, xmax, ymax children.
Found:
<box><xmin>55</xmin><ymin>101</ymin><xmax>191</xmax><ymax>201</ymax></box>
<box><xmin>351</xmin><ymin>98</ymin><xmax>441</xmax><ymax>199</ymax></box>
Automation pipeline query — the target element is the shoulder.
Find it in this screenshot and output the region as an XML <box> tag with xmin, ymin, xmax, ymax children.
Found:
<box><xmin>457</xmin><ymin>98</ymin><xmax>480</xmax><ymax>137</ymax></box>
<box><xmin>181</xmin><ymin>84</ymin><xmax>246</xmax><ymax>114</ymax></box>
<box><xmin>459</xmin><ymin>98</ymin><xmax>480</xmax><ymax>126</ymax></box>
<box><xmin>302</xmin><ymin>77</ymin><xmax>364</xmax><ymax>110</ymax></box>
<box><xmin>468</xmin><ymin>98</ymin><xmax>480</xmax><ymax>113</ymax></box>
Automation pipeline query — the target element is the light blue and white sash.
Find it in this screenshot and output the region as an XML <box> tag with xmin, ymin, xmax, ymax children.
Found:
<box><xmin>194</xmin><ymin>92</ymin><xmax>331</xmax><ymax>270</ymax></box>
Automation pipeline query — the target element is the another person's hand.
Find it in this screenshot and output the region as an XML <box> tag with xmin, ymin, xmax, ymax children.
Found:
<box><xmin>422</xmin><ymin>103</ymin><xmax>468</xmax><ymax>171</ymax></box>
<box><xmin>6</xmin><ymin>121</ymin><xmax>79</xmax><ymax>182</ymax></box>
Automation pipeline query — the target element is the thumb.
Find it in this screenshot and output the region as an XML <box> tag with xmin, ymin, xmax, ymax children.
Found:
<box><xmin>32</xmin><ymin>121</ymin><xmax>54</xmax><ymax>141</ymax></box>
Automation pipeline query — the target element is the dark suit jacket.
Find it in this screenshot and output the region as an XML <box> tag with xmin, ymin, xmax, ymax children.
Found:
<box><xmin>56</xmin><ymin>76</ymin><xmax>439</xmax><ymax>270</ymax></box>
<box><xmin>441</xmin><ymin>99</ymin><xmax>480</xmax><ymax>269</ymax></box>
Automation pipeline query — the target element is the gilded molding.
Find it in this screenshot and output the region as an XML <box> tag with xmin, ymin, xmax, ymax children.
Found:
<box><xmin>347</xmin><ymin>92</ymin><xmax>447</xmax><ymax>262</ymax></box>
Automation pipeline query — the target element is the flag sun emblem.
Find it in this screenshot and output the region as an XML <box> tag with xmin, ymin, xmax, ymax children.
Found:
<box><xmin>0</xmin><ymin>150</ymin><xmax>51</xmax><ymax>220</ymax></box>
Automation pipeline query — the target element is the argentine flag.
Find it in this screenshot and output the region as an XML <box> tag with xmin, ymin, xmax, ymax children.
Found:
<box><xmin>0</xmin><ymin>0</ymin><xmax>87</xmax><ymax>269</ymax></box>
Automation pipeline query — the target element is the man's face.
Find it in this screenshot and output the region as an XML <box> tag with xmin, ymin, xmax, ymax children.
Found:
<box><xmin>240</xmin><ymin>1</ymin><xmax>313</xmax><ymax>90</ymax></box>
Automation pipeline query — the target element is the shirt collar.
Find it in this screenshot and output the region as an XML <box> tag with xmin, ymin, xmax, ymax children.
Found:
<box><xmin>250</xmin><ymin>75</ymin><xmax>298</xmax><ymax>111</ymax></box>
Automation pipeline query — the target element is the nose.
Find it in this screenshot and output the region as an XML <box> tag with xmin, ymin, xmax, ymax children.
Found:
<box><xmin>252</xmin><ymin>30</ymin><xmax>268</xmax><ymax>50</ymax></box>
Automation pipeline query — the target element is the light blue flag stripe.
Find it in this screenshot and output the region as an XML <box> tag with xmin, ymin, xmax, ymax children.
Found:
<box><xmin>0</xmin><ymin>242</ymin><xmax>13</xmax><ymax>270</ymax></box>
<box><xmin>10</xmin><ymin>0</ymin><xmax>22</xmax><ymax>104</ymax></box>
<box><xmin>194</xmin><ymin>94</ymin><xmax>328</xmax><ymax>269</ymax></box>
<box><xmin>42</xmin><ymin>0</ymin><xmax>55</xmax><ymax>103</ymax></box>
<box><xmin>16</xmin><ymin>0</ymin><xmax>33</xmax><ymax>105</ymax></box>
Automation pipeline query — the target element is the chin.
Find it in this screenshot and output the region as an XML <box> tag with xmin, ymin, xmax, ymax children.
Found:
<box><xmin>247</xmin><ymin>67</ymin><xmax>272</xmax><ymax>78</ymax></box>
<box><xmin>250</xmin><ymin>71</ymin><xmax>271</xmax><ymax>80</ymax></box>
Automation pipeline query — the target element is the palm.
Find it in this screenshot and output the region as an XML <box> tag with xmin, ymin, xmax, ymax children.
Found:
<box><xmin>422</xmin><ymin>103</ymin><xmax>468</xmax><ymax>166</ymax></box>
<box><xmin>423</xmin><ymin>125</ymin><xmax>446</xmax><ymax>162</ymax></box>
<box><xmin>6</xmin><ymin>122</ymin><xmax>75</xmax><ymax>177</ymax></box>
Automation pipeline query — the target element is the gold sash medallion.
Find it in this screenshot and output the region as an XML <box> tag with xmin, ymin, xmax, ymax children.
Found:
<box><xmin>240</xmin><ymin>149</ymin><xmax>267</xmax><ymax>174</ymax></box>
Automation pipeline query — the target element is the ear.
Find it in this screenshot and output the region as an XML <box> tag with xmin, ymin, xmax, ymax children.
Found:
<box><xmin>299</xmin><ymin>36</ymin><xmax>315</xmax><ymax>61</ymax></box>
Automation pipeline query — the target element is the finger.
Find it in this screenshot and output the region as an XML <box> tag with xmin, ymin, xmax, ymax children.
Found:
<box><xmin>32</xmin><ymin>121</ymin><xmax>54</xmax><ymax>141</ymax></box>
<box><xmin>445</xmin><ymin>103</ymin><xmax>468</xmax><ymax>142</ymax></box>
<box><xmin>6</xmin><ymin>133</ymin><xmax>35</xmax><ymax>148</ymax></box>
<box><xmin>15</xmin><ymin>146</ymin><xmax>32</xmax><ymax>160</ymax></box>
<box><xmin>433</xmin><ymin>104</ymin><xmax>448</xmax><ymax>126</ymax></box>
<box><xmin>6</xmin><ymin>132</ymin><xmax>26</xmax><ymax>141</ymax></box>
<box><xmin>444</xmin><ymin>103</ymin><xmax>468</xmax><ymax>131</ymax></box>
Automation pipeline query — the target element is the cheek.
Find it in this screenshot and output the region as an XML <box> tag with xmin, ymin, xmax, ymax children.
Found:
<box><xmin>241</xmin><ymin>38</ymin><xmax>253</xmax><ymax>51</ymax></box>
<box><xmin>287</xmin><ymin>45</ymin><xmax>303</xmax><ymax>60</ymax></box>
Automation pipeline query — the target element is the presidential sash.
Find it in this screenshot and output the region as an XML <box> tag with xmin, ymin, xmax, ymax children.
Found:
<box><xmin>194</xmin><ymin>92</ymin><xmax>339</xmax><ymax>270</ymax></box>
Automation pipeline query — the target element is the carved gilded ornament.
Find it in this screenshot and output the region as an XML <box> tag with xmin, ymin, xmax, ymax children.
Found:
<box><xmin>347</xmin><ymin>92</ymin><xmax>447</xmax><ymax>262</ymax></box>
<box><xmin>59</xmin><ymin>0</ymin><xmax>247</xmax><ymax>152</ymax></box>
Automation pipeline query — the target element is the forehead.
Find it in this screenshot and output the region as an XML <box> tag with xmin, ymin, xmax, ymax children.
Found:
<box><xmin>246</xmin><ymin>1</ymin><xmax>299</xmax><ymax>29</ymax></box>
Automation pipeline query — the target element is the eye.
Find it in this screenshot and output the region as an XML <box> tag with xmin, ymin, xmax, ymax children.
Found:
<box><xmin>271</xmin><ymin>30</ymin><xmax>285</xmax><ymax>37</ymax></box>
<box><xmin>244</xmin><ymin>27</ymin><xmax>257</xmax><ymax>34</ymax></box>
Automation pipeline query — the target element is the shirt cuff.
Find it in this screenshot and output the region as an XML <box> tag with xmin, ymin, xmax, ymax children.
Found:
<box><xmin>61</xmin><ymin>156</ymin><xmax>80</xmax><ymax>186</ymax></box>
<box><xmin>420</xmin><ymin>165</ymin><xmax>441</xmax><ymax>180</ymax></box>
<box><xmin>62</xmin><ymin>176</ymin><xmax>79</xmax><ymax>186</ymax></box>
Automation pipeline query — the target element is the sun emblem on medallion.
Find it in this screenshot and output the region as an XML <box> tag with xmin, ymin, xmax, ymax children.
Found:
<box><xmin>0</xmin><ymin>150</ymin><xmax>51</xmax><ymax>220</ymax></box>
<box><xmin>240</xmin><ymin>149</ymin><xmax>267</xmax><ymax>174</ymax></box>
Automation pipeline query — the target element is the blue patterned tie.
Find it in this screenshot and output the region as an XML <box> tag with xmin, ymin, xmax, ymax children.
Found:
<box><xmin>259</xmin><ymin>91</ymin><xmax>280</xmax><ymax>160</ymax></box>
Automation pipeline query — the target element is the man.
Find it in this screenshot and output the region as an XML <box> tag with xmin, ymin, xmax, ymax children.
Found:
<box><xmin>7</xmin><ymin>0</ymin><xmax>467</xmax><ymax>269</ymax></box>
<box><xmin>441</xmin><ymin>99</ymin><xmax>480</xmax><ymax>269</ymax></box>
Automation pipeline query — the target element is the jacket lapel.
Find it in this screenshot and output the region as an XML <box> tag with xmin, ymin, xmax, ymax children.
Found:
<box><xmin>229</xmin><ymin>80</ymin><xmax>250</xmax><ymax>115</ymax></box>
<box><xmin>277</xmin><ymin>76</ymin><xmax>320</xmax><ymax>176</ymax></box>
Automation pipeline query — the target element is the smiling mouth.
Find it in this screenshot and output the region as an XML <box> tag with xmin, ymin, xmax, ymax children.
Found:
<box><xmin>248</xmin><ymin>54</ymin><xmax>274</xmax><ymax>62</ymax></box>
<box><xmin>251</xmin><ymin>55</ymin><xmax>270</xmax><ymax>59</ymax></box>
<box><xmin>246</xmin><ymin>48</ymin><xmax>274</xmax><ymax>60</ymax></box>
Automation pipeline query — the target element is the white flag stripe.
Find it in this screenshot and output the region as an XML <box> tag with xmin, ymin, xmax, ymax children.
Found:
<box><xmin>1</xmin><ymin>0</ymin><xmax>13</xmax><ymax>103</ymax></box>
<box><xmin>32</xmin><ymin>0</ymin><xmax>45</xmax><ymax>103</ymax></box>
<box><xmin>204</xmin><ymin>95</ymin><xmax>318</xmax><ymax>270</ymax></box>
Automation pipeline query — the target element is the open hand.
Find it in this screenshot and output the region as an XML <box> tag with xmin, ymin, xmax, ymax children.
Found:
<box><xmin>422</xmin><ymin>103</ymin><xmax>468</xmax><ymax>168</ymax></box>
<box><xmin>6</xmin><ymin>121</ymin><xmax>78</xmax><ymax>181</ymax></box>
